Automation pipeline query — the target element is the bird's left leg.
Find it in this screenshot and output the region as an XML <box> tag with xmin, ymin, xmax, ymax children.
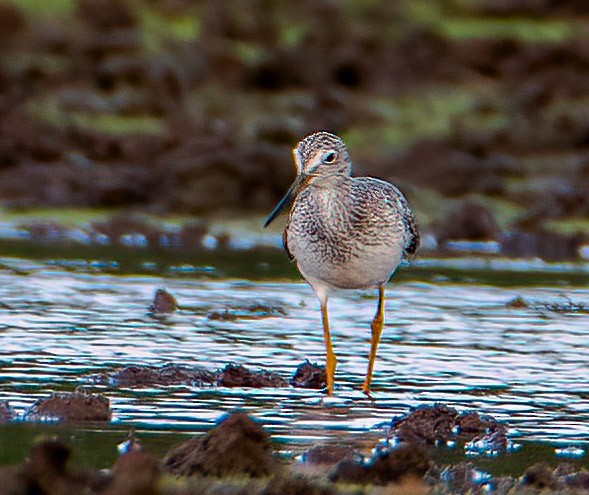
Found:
<box><xmin>362</xmin><ymin>284</ymin><xmax>385</xmax><ymax>395</ymax></box>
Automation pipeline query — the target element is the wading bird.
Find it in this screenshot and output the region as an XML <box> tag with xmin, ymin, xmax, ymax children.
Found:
<box><xmin>264</xmin><ymin>131</ymin><xmax>419</xmax><ymax>395</ymax></box>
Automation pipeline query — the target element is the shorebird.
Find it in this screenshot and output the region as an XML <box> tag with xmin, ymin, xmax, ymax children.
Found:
<box><xmin>264</xmin><ymin>131</ymin><xmax>419</xmax><ymax>396</ymax></box>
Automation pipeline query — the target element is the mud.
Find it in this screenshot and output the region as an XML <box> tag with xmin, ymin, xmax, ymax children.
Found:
<box><xmin>0</xmin><ymin>401</ymin><xmax>13</xmax><ymax>422</ymax></box>
<box><xmin>216</xmin><ymin>363</ymin><xmax>289</xmax><ymax>388</ymax></box>
<box><xmin>289</xmin><ymin>360</ymin><xmax>327</xmax><ymax>389</ymax></box>
<box><xmin>24</xmin><ymin>392</ymin><xmax>111</xmax><ymax>422</ymax></box>
<box><xmin>0</xmin><ymin>1</ymin><xmax>588</xmax><ymax>260</ymax></box>
<box><xmin>87</xmin><ymin>361</ymin><xmax>325</xmax><ymax>390</ymax></box>
<box><xmin>164</xmin><ymin>412</ymin><xmax>278</xmax><ymax>477</ymax></box>
<box><xmin>148</xmin><ymin>288</ymin><xmax>178</xmax><ymax>316</ymax></box>
<box><xmin>1</xmin><ymin>411</ymin><xmax>588</xmax><ymax>495</ymax></box>
<box><xmin>106</xmin><ymin>364</ymin><xmax>216</xmax><ymax>388</ymax></box>
<box><xmin>390</xmin><ymin>405</ymin><xmax>508</xmax><ymax>450</ymax></box>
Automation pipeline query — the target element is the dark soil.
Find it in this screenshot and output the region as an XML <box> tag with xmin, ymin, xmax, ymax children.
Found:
<box><xmin>289</xmin><ymin>360</ymin><xmax>327</xmax><ymax>389</ymax></box>
<box><xmin>24</xmin><ymin>392</ymin><xmax>111</xmax><ymax>422</ymax></box>
<box><xmin>107</xmin><ymin>364</ymin><xmax>216</xmax><ymax>387</ymax></box>
<box><xmin>390</xmin><ymin>404</ymin><xmax>508</xmax><ymax>450</ymax></box>
<box><xmin>0</xmin><ymin>400</ymin><xmax>13</xmax><ymax>422</ymax></box>
<box><xmin>164</xmin><ymin>412</ymin><xmax>278</xmax><ymax>477</ymax></box>
<box><xmin>0</xmin><ymin>1</ymin><xmax>588</xmax><ymax>260</ymax></box>
<box><xmin>147</xmin><ymin>288</ymin><xmax>178</xmax><ymax>316</ymax></box>
<box><xmin>216</xmin><ymin>363</ymin><xmax>289</xmax><ymax>388</ymax></box>
<box><xmin>0</xmin><ymin>411</ymin><xmax>588</xmax><ymax>495</ymax></box>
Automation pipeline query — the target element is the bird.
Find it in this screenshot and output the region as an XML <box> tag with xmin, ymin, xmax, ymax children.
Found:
<box><xmin>264</xmin><ymin>131</ymin><xmax>419</xmax><ymax>396</ymax></box>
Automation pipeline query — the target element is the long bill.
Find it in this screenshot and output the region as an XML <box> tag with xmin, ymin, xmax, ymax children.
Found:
<box><xmin>263</xmin><ymin>175</ymin><xmax>305</xmax><ymax>228</ymax></box>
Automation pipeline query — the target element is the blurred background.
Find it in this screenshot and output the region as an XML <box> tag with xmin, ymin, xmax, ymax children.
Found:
<box><xmin>1</xmin><ymin>0</ymin><xmax>588</xmax><ymax>261</ymax></box>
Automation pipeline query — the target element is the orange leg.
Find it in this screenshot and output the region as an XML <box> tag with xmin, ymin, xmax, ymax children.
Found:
<box><xmin>362</xmin><ymin>285</ymin><xmax>385</xmax><ymax>395</ymax></box>
<box><xmin>321</xmin><ymin>298</ymin><xmax>337</xmax><ymax>395</ymax></box>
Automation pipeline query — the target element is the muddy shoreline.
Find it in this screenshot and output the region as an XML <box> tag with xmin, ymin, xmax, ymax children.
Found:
<box><xmin>0</xmin><ymin>408</ymin><xmax>587</xmax><ymax>495</ymax></box>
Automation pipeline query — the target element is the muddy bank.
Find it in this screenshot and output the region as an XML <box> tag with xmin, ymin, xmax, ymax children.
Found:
<box><xmin>0</xmin><ymin>410</ymin><xmax>587</xmax><ymax>495</ymax></box>
<box><xmin>1</xmin><ymin>1</ymin><xmax>589</xmax><ymax>259</ymax></box>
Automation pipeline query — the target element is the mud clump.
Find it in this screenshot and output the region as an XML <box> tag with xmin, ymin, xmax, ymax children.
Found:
<box><xmin>391</xmin><ymin>406</ymin><xmax>509</xmax><ymax>453</ymax></box>
<box><xmin>329</xmin><ymin>444</ymin><xmax>431</xmax><ymax>486</ymax></box>
<box><xmin>103</xmin><ymin>450</ymin><xmax>160</xmax><ymax>495</ymax></box>
<box><xmin>108</xmin><ymin>364</ymin><xmax>216</xmax><ymax>387</ymax></box>
<box><xmin>164</xmin><ymin>412</ymin><xmax>277</xmax><ymax>477</ymax></box>
<box><xmin>521</xmin><ymin>463</ymin><xmax>559</xmax><ymax>491</ymax></box>
<box><xmin>392</xmin><ymin>404</ymin><xmax>459</xmax><ymax>444</ymax></box>
<box><xmin>24</xmin><ymin>392</ymin><xmax>111</xmax><ymax>422</ymax></box>
<box><xmin>290</xmin><ymin>360</ymin><xmax>326</xmax><ymax>389</ymax></box>
<box><xmin>148</xmin><ymin>288</ymin><xmax>178</xmax><ymax>316</ymax></box>
<box><xmin>303</xmin><ymin>444</ymin><xmax>355</xmax><ymax>465</ymax></box>
<box><xmin>216</xmin><ymin>363</ymin><xmax>288</xmax><ymax>388</ymax></box>
<box><xmin>506</xmin><ymin>296</ymin><xmax>530</xmax><ymax>308</ymax></box>
<box><xmin>0</xmin><ymin>400</ymin><xmax>14</xmax><ymax>422</ymax></box>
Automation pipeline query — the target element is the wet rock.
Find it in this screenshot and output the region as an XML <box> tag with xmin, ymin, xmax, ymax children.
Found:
<box><xmin>164</xmin><ymin>412</ymin><xmax>277</xmax><ymax>477</ymax></box>
<box><xmin>563</xmin><ymin>471</ymin><xmax>589</xmax><ymax>490</ymax></box>
<box><xmin>24</xmin><ymin>392</ymin><xmax>111</xmax><ymax>422</ymax></box>
<box><xmin>148</xmin><ymin>288</ymin><xmax>178</xmax><ymax>316</ymax></box>
<box><xmin>216</xmin><ymin>363</ymin><xmax>288</xmax><ymax>388</ymax></box>
<box><xmin>520</xmin><ymin>463</ymin><xmax>559</xmax><ymax>491</ymax></box>
<box><xmin>436</xmin><ymin>202</ymin><xmax>501</xmax><ymax>243</ymax></box>
<box><xmin>0</xmin><ymin>400</ymin><xmax>14</xmax><ymax>422</ymax></box>
<box><xmin>109</xmin><ymin>364</ymin><xmax>216</xmax><ymax>387</ymax></box>
<box><xmin>466</xmin><ymin>426</ymin><xmax>509</xmax><ymax>454</ymax></box>
<box><xmin>302</xmin><ymin>444</ymin><xmax>355</xmax><ymax>465</ymax></box>
<box><xmin>391</xmin><ymin>404</ymin><xmax>459</xmax><ymax>445</ymax></box>
<box><xmin>329</xmin><ymin>444</ymin><xmax>431</xmax><ymax>486</ymax></box>
<box><xmin>290</xmin><ymin>360</ymin><xmax>326</xmax><ymax>389</ymax></box>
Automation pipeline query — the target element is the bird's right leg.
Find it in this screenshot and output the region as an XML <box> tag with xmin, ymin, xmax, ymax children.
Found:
<box><xmin>320</xmin><ymin>296</ymin><xmax>337</xmax><ymax>395</ymax></box>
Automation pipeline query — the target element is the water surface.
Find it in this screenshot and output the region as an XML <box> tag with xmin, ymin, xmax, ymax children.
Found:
<box><xmin>0</xmin><ymin>256</ymin><xmax>587</xmax><ymax>470</ymax></box>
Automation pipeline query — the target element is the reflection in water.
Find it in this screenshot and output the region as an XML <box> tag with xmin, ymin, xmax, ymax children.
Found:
<box><xmin>0</xmin><ymin>261</ymin><xmax>588</xmax><ymax>456</ymax></box>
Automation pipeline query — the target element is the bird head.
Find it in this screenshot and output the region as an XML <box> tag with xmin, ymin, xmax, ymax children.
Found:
<box><xmin>264</xmin><ymin>131</ymin><xmax>351</xmax><ymax>227</ymax></box>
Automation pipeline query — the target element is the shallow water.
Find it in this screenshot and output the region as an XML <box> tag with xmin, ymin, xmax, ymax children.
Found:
<box><xmin>0</xmin><ymin>255</ymin><xmax>588</xmax><ymax>470</ymax></box>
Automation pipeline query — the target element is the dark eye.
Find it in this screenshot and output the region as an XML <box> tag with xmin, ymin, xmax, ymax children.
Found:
<box><xmin>322</xmin><ymin>151</ymin><xmax>337</xmax><ymax>163</ymax></box>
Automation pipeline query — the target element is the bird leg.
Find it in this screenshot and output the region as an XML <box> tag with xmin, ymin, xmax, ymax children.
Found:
<box><xmin>320</xmin><ymin>298</ymin><xmax>337</xmax><ymax>395</ymax></box>
<box><xmin>362</xmin><ymin>285</ymin><xmax>385</xmax><ymax>395</ymax></box>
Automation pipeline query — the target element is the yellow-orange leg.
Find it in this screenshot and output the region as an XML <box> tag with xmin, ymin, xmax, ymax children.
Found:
<box><xmin>362</xmin><ymin>285</ymin><xmax>385</xmax><ymax>395</ymax></box>
<box><xmin>321</xmin><ymin>298</ymin><xmax>337</xmax><ymax>395</ymax></box>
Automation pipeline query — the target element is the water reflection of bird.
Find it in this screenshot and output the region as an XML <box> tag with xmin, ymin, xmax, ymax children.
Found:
<box><xmin>264</xmin><ymin>131</ymin><xmax>419</xmax><ymax>396</ymax></box>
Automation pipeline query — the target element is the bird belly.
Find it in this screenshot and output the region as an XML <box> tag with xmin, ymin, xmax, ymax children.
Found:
<box><xmin>293</xmin><ymin>239</ymin><xmax>404</xmax><ymax>290</ymax></box>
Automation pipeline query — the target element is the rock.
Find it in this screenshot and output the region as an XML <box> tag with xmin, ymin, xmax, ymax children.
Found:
<box><xmin>0</xmin><ymin>400</ymin><xmax>14</xmax><ymax>422</ymax></box>
<box><xmin>391</xmin><ymin>404</ymin><xmax>459</xmax><ymax>445</ymax></box>
<box><xmin>303</xmin><ymin>444</ymin><xmax>355</xmax><ymax>465</ymax></box>
<box><xmin>437</xmin><ymin>462</ymin><xmax>485</xmax><ymax>494</ymax></box>
<box><xmin>109</xmin><ymin>364</ymin><xmax>216</xmax><ymax>387</ymax></box>
<box><xmin>24</xmin><ymin>392</ymin><xmax>111</xmax><ymax>422</ymax></box>
<box><xmin>216</xmin><ymin>363</ymin><xmax>288</xmax><ymax>388</ymax></box>
<box><xmin>148</xmin><ymin>288</ymin><xmax>178</xmax><ymax>316</ymax></box>
<box><xmin>329</xmin><ymin>444</ymin><xmax>431</xmax><ymax>485</ymax></box>
<box><xmin>290</xmin><ymin>360</ymin><xmax>326</xmax><ymax>389</ymax></box>
<box><xmin>164</xmin><ymin>412</ymin><xmax>277</xmax><ymax>477</ymax></box>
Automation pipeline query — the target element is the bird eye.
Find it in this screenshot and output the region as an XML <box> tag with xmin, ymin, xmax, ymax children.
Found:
<box><xmin>322</xmin><ymin>151</ymin><xmax>337</xmax><ymax>164</ymax></box>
